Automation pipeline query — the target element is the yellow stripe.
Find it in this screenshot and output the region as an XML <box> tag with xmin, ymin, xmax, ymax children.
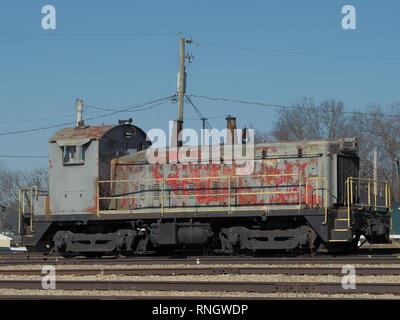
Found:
<box><xmin>97</xmin><ymin>205</ymin><xmax>301</xmax><ymax>215</ymax></box>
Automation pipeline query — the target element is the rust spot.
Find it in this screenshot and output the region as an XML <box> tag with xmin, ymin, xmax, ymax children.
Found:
<box><xmin>49</xmin><ymin>125</ymin><xmax>119</xmax><ymax>142</ymax></box>
<box><xmin>45</xmin><ymin>196</ymin><xmax>51</xmax><ymax>216</ymax></box>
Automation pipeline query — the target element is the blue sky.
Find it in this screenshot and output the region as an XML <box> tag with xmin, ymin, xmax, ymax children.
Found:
<box><xmin>0</xmin><ymin>0</ymin><xmax>399</xmax><ymax>170</ymax></box>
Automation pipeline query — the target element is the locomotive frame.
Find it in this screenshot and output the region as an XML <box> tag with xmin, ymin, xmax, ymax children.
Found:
<box><xmin>17</xmin><ymin>123</ymin><xmax>392</xmax><ymax>255</ymax></box>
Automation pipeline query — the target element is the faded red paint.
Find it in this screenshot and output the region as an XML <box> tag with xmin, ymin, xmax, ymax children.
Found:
<box><xmin>86</xmin><ymin>194</ymin><xmax>98</xmax><ymax>212</ymax></box>
<box><xmin>49</xmin><ymin>125</ymin><xmax>117</xmax><ymax>142</ymax></box>
<box><xmin>86</xmin><ymin>178</ymin><xmax>100</xmax><ymax>212</ymax></box>
<box><xmin>109</xmin><ymin>141</ymin><xmax>330</xmax><ymax>211</ymax></box>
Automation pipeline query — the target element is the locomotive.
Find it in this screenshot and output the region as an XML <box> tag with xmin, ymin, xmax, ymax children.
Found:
<box><xmin>17</xmin><ymin>116</ymin><xmax>392</xmax><ymax>256</ymax></box>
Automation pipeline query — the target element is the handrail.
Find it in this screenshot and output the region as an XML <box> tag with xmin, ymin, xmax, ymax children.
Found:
<box><xmin>97</xmin><ymin>173</ymin><xmax>304</xmax><ymax>215</ymax></box>
<box><xmin>345</xmin><ymin>177</ymin><xmax>391</xmax><ymax>209</ymax></box>
<box><xmin>98</xmin><ymin>173</ymin><xmax>300</xmax><ymax>184</ymax></box>
<box><xmin>17</xmin><ymin>187</ymin><xmax>48</xmax><ymax>234</ymax></box>
<box><xmin>345</xmin><ymin>177</ymin><xmax>391</xmax><ymax>228</ymax></box>
<box><xmin>18</xmin><ymin>189</ymin><xmax>24</xmax><ymax>235</ymax></box>
<box><xmin>305</xmin><ymin>176</ymin><xmax>329</xmax><ymax>224</ymax></box>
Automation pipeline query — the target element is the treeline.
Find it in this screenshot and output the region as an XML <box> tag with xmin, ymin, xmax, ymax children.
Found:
<box><xmin>253</xmin><ymin>97</ymin><xmax>400</xmax><ymax>201</ymax></box>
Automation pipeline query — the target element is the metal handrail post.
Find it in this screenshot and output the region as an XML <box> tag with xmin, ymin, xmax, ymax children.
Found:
<box><xmin>228</xmin><ymin>177</ymin><xmax>231</xmax><ymax>215</ymax></box>
<box><xmin>18</xmin><ymin>189</ymin><xmax>22</xmax><ymax>235</ymax></box>
<box><xmin>299</xmin><ymin>173</ymin><xmax>302</xmax><ymax>211</ymax></box>
<box><xmin>368</xmin><ymin>181</ymin><xmax>371</xmax><ymax>206</ymax></box>
<box><xmin>29</xmin><ymin>186</ymin><xmax>37</xmax><ymax>232</ymax></box>
<box><xmin>97</xmin><ymin>181</ymin><xmax>100</xmax><ymax>217</ymax></box>
<box><xmin>161</xmin><ymin>179</ymin><xmax>165</xmax><ymax>216</ymax></box>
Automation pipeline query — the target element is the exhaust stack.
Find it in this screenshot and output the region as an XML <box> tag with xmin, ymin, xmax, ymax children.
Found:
<box><xmin>75</xmin><ymin>98</ymin><xmax>84</xmax><ymax>127</ymax></box>
<box><xmin>226</xmin><ymin>115</ymin><xmax>237</xmax><ymax>145</ymax></box>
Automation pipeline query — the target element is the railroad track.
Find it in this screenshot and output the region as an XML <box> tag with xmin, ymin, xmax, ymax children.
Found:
<box><xmin>2</xmin><ymin>250</ymin><xmax>400</xmax><ymax>299</ymax></box>
<box><xmin>1</xmin><ymin>255</ymin><xmax>400</xmax><ymax>266</ymax></box>
<box><xmin>0</xmin><ymin>279</ymin><xmax>398</xmax><ymax>296</ymax></box>
<box><xmin>1</xmin><ymin>266</ymin><xmax>400</xmax><ymax>276</ymax></box>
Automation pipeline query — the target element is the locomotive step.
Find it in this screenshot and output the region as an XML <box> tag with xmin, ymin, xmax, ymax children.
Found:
<box><xmin>333</xmin><ymin>210</ymin><xmax>349</xmax><ymax>219</ymax></box>
<box><xmin>329</xmin><ymin>228</ymin><xmax>351</xmax><ymax>242</ymax></box>
<box><xmin>334</xmin><ymin>218</ymin><xmax>350</xmax><ymax>229</ymax></box>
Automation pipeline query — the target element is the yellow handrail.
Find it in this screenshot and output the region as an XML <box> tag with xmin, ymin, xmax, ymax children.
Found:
<box><xmin>98</xmin><ymin>173</ymin><xmax>300</xmax><ymax>184</ymax></box>
<box><xmin>346</xmin><ymin>177</ymin><xmax>390</xmax><ymax>209</ymax></box>
<box><xmin>345</xmin><ymin>176</ymin><xmax>391</xmax><ymax>228</ymax></box>
<box><xmin>17</xmin><ymin>187</ymin><xmax>48</xmax><ymax>234</ymax></box>
<box><xmin>305</xmin><ymin>176</ymin><xmax>328</xmax><ymax>224</ymax></box>
<box><xmin>97</xmin><ymin>173</ymin><xmax>304</xmax><ymax>215</ymax></box>
<box><xmin>18</xmin><ymin>189</ymin><xmax>23</xmax><ymax>235</ymax></box>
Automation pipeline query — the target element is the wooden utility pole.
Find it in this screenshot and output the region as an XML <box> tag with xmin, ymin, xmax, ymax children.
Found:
<box><xmin>178</xmin><ymin>37</ymin><xmax>185</xmax><ymax>122</ymax></box>
<box><xmin>373</xmin><ymin>148</ymin><xmax>378</xmax><ymax>196</ymax></box>
<box><xmin>176</xmin><ymin>37</ymin><xmax>186</xmax><ymax>147</ymax></box>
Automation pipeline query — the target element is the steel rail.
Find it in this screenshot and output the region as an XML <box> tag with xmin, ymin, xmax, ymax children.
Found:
<box><xmin>1</xmin><ymin>256</ymin><xmax>400</xmax><ymax>266</ymax></box>
<box><xmin>1</xmin><ymin>266</ymin><xmax>400</xmax><ymax>276</ymax></box>
<box><xmin>0</xmin><ymin>280</ymin><xmax>399</xmax><ymax>295</ymax></box>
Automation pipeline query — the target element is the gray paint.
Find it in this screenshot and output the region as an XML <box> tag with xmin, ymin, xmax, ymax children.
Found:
<box><xmin>46</xmin><ymin>124</ymin><xmax>149</xmax><ymax>215</ymax></box>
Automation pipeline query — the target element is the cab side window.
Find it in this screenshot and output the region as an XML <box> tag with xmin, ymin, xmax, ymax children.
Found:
<box><xmin>63</xmin><ymin>146</ymin><xmax>77</xmax><ymax>163</ymax></box>
<box><xmin>62</xmin><ymin>143</ymin><xmax>89</xmax><ymax>165</ymax></box>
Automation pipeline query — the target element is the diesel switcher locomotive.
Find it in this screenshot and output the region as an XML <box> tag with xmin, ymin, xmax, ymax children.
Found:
<box><xmin>17</xmin><ymin>119</ymin><xmax>392</xmax><ymax>256</ymax></box>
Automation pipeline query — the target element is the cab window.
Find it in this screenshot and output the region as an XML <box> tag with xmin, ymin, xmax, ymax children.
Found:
<box><xmin>62</xmin><ymin>144</ymin><xmax>88</xmax><ymax>165</ymax></box>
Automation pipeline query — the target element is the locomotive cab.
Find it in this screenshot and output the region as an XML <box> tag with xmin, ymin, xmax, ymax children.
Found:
<box><xmin>47</xmin><ymin>124</ymin><xmax>150</xmax><ymax>215</ymax></box>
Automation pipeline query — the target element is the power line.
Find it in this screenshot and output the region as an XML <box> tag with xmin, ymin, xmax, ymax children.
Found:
<box><xmin>0</xmin><ymin>108</ymin><xmax>103</xmax><ymax>125</ymax></box>
<box><xmin>0</xmin><ymin>97</ymin><xmax>170</xmax><ymax>126</ymax></box>
<box><xmin>191</xmin><ymin>95</ymin><xmax>292</xmax><ymax>109</ymax></box>
<box><xmin>190</xmin><ymin>94</ymin><xmax>399</xmax><ymax>118</ymax></box>
<box><xmin>0</xmin><ymin>32</ymin><xmax>180</xmax><ymax>38</ymax></box>
<box><xmin>197</xmin><ymin>41</ymin><xmax>400</xmax><ymax>62</ymax></box>
<box><xmin>186</xmin><ymin>95</ymin><xmax>220</xmax><ymax>144</ymax></box>
<box><xmin>84</xmin><ymin>96</ymin><xmax>172</xmax><ymax>120</ymax></box>
<box><xmin>0</xmin><ymin>155</ymin><xmax>47</xmax><ymax>158</ymax></box>
<box><xmin>0</xmin><ymin>96</ymin><xmax>173</xmax><ymax>137</ymax></box>
<box><xmin>0</xmin><ymin>120</ymin><xmax>75</xmax><ymax>137</ymax></box>
<box><xmin>184</xmin><ymin>114</ymin><xmax>226</xmax><ymax>121</ymax></box>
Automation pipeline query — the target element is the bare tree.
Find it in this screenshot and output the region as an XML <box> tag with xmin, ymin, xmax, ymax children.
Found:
<box><xmin>367</xmin><ymin>103</ymin><xmax>400</xmax><ymax>197</ymax></box>
<box><xmin>247</xmin><ymin>124</ymin><xmax>271</xmax><ymax>143</ymax></box>
<box><xmin>271</xmin><ymin>98</ymin><xmax>350</xmax><ymax>140</ymax></box>
<box><xmin>254</xmin><ymin>98</ymin><xmax>400</xmax><ymax>201</ymax></box>
<box><xmin>0</xmin><ymin>161</ymin><xmax>48</xmax><ymax>232</ymax></box>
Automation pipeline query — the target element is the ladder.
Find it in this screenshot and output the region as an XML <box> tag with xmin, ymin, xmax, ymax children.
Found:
<box><xmin>329</xmin><ymin>208</ymin><xmax>351</xmax><ymax>242</ymax></box>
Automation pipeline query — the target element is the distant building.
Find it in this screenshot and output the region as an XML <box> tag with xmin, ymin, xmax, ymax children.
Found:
<box><xmin>0</xmin><ymin>234</ymin><xmax>12</xmax><ymax>248</ymax></box>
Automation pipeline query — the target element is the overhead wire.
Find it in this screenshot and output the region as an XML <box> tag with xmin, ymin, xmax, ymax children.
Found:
<box><xmin>196</xmin><ymin>41</ymin><xmax>400</xmax><ymax>62</ymax></box>
<box><xmin>0</xmin><ymin>155</ymin><xmax>48</xmax><ymax>158</ymax></box>
<box><xmin>0</xmin><ymin>32</ymin><xmax>180</xmax><ymax>38</ymax></box>
<box><xmin>185</xmin><ymin>95</ymin><xmax>221</xmax><ymax>144</ymax></box>
<box><xmin>184</xmin><ymin>115</ymin><xmax>226</xmax><ymax>121</ymax></box>
<box><xmin>0</xmin><ymin>96</ymin><xmax>173</xmax><ymax>137</ymax></box>
<box><xmin>0</xmin><ymin>108</ymin><xmax>103</xmax><ymax>125</ymax></box>
<box><xmin>190</xmin><ymin>94</ymin><xmax>400</xmax><ymax>118</ymax></box>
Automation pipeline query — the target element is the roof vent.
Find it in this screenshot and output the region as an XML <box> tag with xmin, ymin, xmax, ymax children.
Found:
<box><xmin>119</xmin><ymin>118</ymin><xmax>133</xmax><ymax>125</ymax></box>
